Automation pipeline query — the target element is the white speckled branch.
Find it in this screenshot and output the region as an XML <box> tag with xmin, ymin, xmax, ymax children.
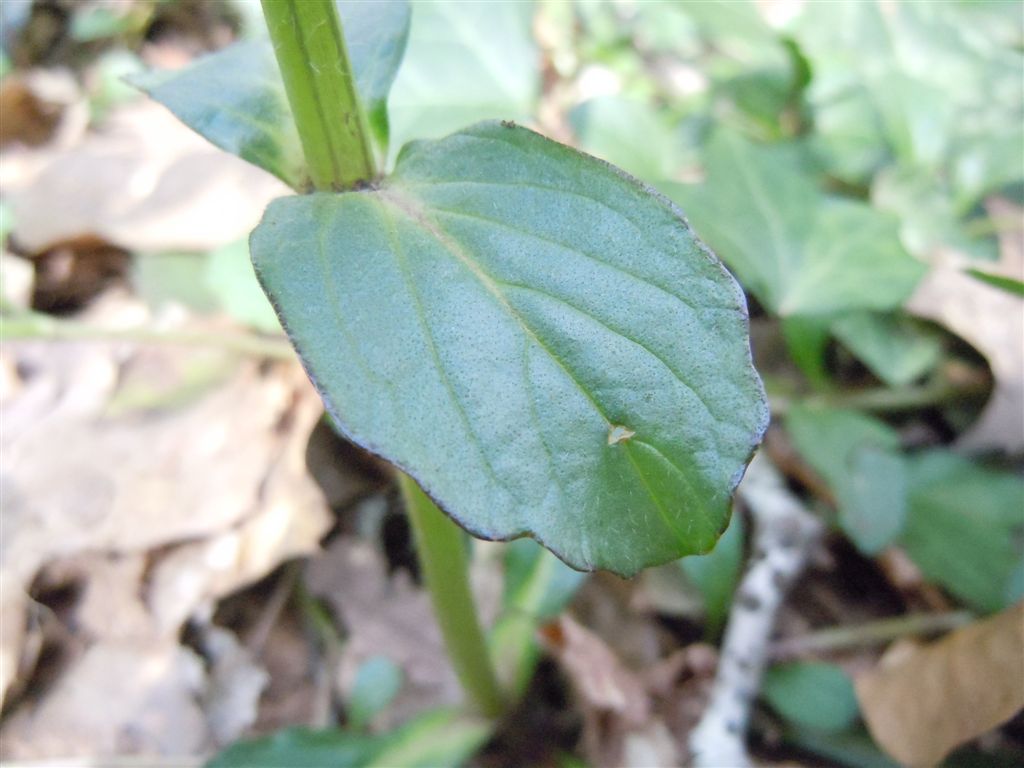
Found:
<box><xmin>689</xmin><ymin>451</ymin><xmax>824</xmax><ymax>768</ymax></box>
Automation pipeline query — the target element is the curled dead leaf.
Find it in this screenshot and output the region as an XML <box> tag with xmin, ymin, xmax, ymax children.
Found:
<box><xmin>856</xmin><ymin>602</ymin><xmax>1024</xmax><ymax>767</ymax></box>
<box><xmin>907</xmin><ymin>199</ymin><xmax>1024</xmax><ymax>452</ymax></box>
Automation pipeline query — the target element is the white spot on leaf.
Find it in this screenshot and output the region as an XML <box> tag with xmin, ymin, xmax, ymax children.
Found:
<box><xmin>607</xmin><ymin>425</ymin><xmax>636</xmax><ymax>446</ymax></box>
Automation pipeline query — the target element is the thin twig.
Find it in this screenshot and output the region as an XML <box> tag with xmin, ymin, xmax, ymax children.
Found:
<box><xmin>1</xmin><ymin>315</ymin><xmax>295</xmax><ymax>359</ymax></box>
<box><xmin>768</xmin><ymin>372</ymin><xmax>989</xmax><ymax>418</ymax></box>
<box><xmin>770</xmin><ymin>610</ymin><xmax>976</xmax><ymax>660</ymax></box>
<box><xmin>689</xmin><ymin>452</ymin><xmax>824</xmax><ymax>768</ymax></box>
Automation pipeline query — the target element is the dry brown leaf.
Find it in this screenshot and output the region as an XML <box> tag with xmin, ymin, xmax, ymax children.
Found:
<box><xmin>540</xmin><ymin>614</ymin><xmax>689</xmax><ymax>768</ymax></box>
<box><xmin>0</xmin><ymin>325</ymin><xmax>328</xmax><ymax>704</ymax></box>
<box><xmin>856</xmin><ymin>602</ymin><xmax>1024</xmax><ymax>767</ymax></box>
<box><xmin>5</xmin><ymin>101</ymin><xmax>289</xmax><ymax>253</ymax></box>
<box><xmin>541</xmin><ymin>615</ymin><xmax>651</xmax><ymax>727</ymax></box>
<box><xmin>0</xmin><ymin>640</ymin><xmax>210</xmax><ymax>761</ymax></box>
<box><xmin>907</xmin><ymin>199</ymin><xmax>1024</xmax><ymax>452</ymax></box>
<box><xmin>631</xmin><ymin>562</ymin><xmax>704</xmax><ymax>618</ymax></box>
<box><xmin>305</xmin><ymin>538</ymin><xmax>461</xmax><ymax>728</ymax></box>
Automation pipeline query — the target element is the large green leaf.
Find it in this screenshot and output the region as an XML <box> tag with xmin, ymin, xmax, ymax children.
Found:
<box><xmin>386</xmin><ymin>0</ymin><xmax>538</xmax><ymax>154</ymax></box>
<box><xmin>133</xmin><ymin>1</ymin><xmax>411</xmax><ymax>187</ymax></box>
<box><xmin>252</xmin><ymin>121</ymin><xmax>768</xmax><ymax>575</ymax></box>
<box><xmin>666</xmin><ymin>131</ymin><xmax>925</xmax><ymax>317</ymax></box>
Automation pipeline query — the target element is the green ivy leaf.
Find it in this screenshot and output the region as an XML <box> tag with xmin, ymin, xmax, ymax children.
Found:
<box><xmin>762</xmin><ymin>661</ymin><xmax>860</xmax><ymax>733</ymax></box>
<box><xmin>252</xmin><ymin>122</ymin><xmax>768</xmax><ymax>575</ymax></box>
<box><xmin>902</xmin><ymin>451</ymin><xmax>1024</xmax><ymax>613</ymax></box>
<box><xmin>666</xmin><ymin>130</ymin><xmax>925</xmax><ymax>317</ymax></box>
<box><xmin>786</xmin><ymin>406</ymin><xmax>906</xmax><ymax>554</ymax></box>
<box><xmin>795</xmin><ymin>0</ymin><xmax>1022</xmax><ymax>198</ymax></box>
<box><xmin>831</xmin><ymin>312</ymin><xmax>943</xmax><ymax>388</ymax></box>
<box><xmin>132</xmin><ymin>1</ymin><xmax>411</xmax><ymax>188</ymax></box>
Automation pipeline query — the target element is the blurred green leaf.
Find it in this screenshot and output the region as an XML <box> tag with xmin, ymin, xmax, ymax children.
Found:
<box><xmin>347</xmin><ymin>656</ymin><xmax>404</xmax><ymax>731</ymax></box>
<box><xmin>871</xmin><ymin>165</ymin><xmax>997</xmax><ymax>262</ymax></box>
<box><xmin>714</xmin><ymin>68</ymin><xmax>794</xmax><ymax>140</ymax></box>
<box><xmin>677</xmin><ymin>0</ymin><xmax>783</xmax><ymax>68</ymax></box>
<box><xmin>839</xmin><ymin>445</ymin><xmax>908</xmax><ymax>556</ymax></box>
<box><xmin>90</xmin><ymin>50</ymin><xmax>146</xmax><ymax>121</ymax></box>
<box><xmin>781</xmin><ymin>315</ymin><xmax>833</xmax><ymax>390</ymax></box>
<box><xmin>901</xmin><ymin>451</ymin><xmax>1024</xmax><ymax>613</ymax></box>
<box><xmin>70</xmin><ymin>5</ymin><xmax>144</xmax><ymax>42</ymax></box>
<box><xmin>965</xmin><ymin>268</ymin><xmax>1024</xmax><ymax>298</ymax></box>
<box><xmin>680</xmin><ymin>509</ymin><xmax>744</xmax><ymax>636</ymax></box>
<box><xmin>784</xmin><ymin>724</ymin><xmax>901</xmax><ymax>768</ymax></box>
<box><xmin>387</xmin><ymin>0</ymin><xmax>538</xmax><ymax>156</ymax></box>
<box><xmin>342</xmin><ymin>0</ymin><xmax>412</xmax><ymax>154</ymax></box>
<box><xmin>134</xmin><ymin>252</ymin><xmax>220</xmax><ymax>314</ymax></box>
<box><xmin>501</xmin><ymin>538</ymin><xmax>586</xmax><ymax>623</ymax></box>
<box><xmin>570</xmin><ymin>96</ymin><xmax>680</xmax><ymax>181</ymax></box>
<box><xmin>492</xmin><ymin>539</ymin><xmax>586</xmax><ymax>697</ymax></box>
<box><xmin>951</xmin><ymin>126</ymin><xmax>1024</xmax><ymax>211</ymax></box>
<box><xmin>134</xmin><ymin>243</ymin><xmax>279</xmax><ymax>332</ymax></box>
<box><xmin>786</xmin><ymin>407</ymin><xmax>906</xmax><ymax>554</ymax></box>
<box><xmin>207</xmin><ymin>728</ymin><xmax>378</xmax><ymax>767</ymax></box>
<box><xmin>832</xmin><ymin>312</ymin><xmax>943</xmax><ymax>388</ymax></box>
<box><xmin>365</xmin><ymin>709</ymin><xmax>491</xmax><ymax>768</ymax></box>
<box><xmin>667</xmin><ymin>130</ymin><xmax>924</xmax><ymax>317</ymax></box>
<box><xmin>794</xmin><ymin>0</ymin><xmax>1023</xmax><ymax>199</ymax></box>
<box><xmin>204</xmin><ymin>239</ymin><xmax>280</xmax><ymax>332</ymax></box>
<box><xmin>207</xmin><ymin>709</ymin><xmax>488</xmax><ymax>768</ymax></box>
<box><xmin>763</xmin><ymin>662</ymin><xmax>860</xmax><ymax>733</ymax></box>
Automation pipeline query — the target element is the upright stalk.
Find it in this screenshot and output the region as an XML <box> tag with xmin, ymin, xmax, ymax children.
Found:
<box><xmin>260</xmin><ymin>0</ymin><xmax>503</xmax><ymax>719</ymax></box>
<box><xmin>261</xmin><ymin>0</ymin><xmax>376</xmax><ymax>190</ymax></box>
<box><xmin>398</xmin><ymin>474</ymin><xmax>504</xmax><ymax>718</ymax></box>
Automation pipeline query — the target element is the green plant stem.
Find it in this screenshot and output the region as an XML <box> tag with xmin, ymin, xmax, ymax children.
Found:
<box><xmin>397</xmin><ymin>473</ymin><xmax>504</xmax><ymax>718</ymax></box>
<box><xmin>261</xmin><ymin>0</ymin><xmax>375</xmax><ymax>190</ymax></box>
<box><xmin>770</xmin><ymin>610</ymin><xmax>976</xmax><ymax>659</ymax></box>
